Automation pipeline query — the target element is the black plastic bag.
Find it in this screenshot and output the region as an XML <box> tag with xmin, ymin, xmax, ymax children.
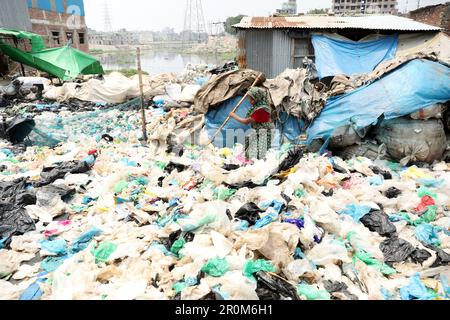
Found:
<box><xmin>164</xmin><ymin>162</ymin><xmax>187</xmax><ymax>173</ymax></box>
<box><xmin>277</xmin><ymin>147</ymin><xmax>304</xmax><ymax>173</ymax></box>
<box><xmin>369</xmin><ymin>166</ymin><xmax>392</xmax><ymax>180</ymax></box>
<box><xmin>222</xmin><ymin>164</ymin><xmax>240</xmax><ymax>171</ymax></box>
<box><xmin>410</xmin><ymin>249</ymin><xmax>432</xmax><ymax>264</ymax></box>
<box><xmin>384</xmin><ymin>187</ymin><xmax>402</xmax><ymax>199</ymax></box>
<box><xmin>4</xmin><ymin>116</ymin><xmax>36</xmax><ymax>144</ymax></box>
<box><xmin>430</xmin><ymin>247</ymin><xmax>450</xmax><ymax>267</ymax></box>
<box><xmin>323</xmin><ymin>280</ymin><xmax>358</xmax><ymax>300</ymax></box>
<box><xmin>254</xmin><ymin>271</ymin><xmax>299</xmax><ymax>300</ymax></box>
<box><xmin>234</xmin><ymin>203</ymin><xmax>263</xmax><ymax>226</ymax></box>
<box><xmin>380</xmin><ymin>237</ymin><xmax>415</xmax><ymax>265</ymax></box>
<box><xmin>34</xmin><ymin>160</ymin><xmax>91</xmax><ymax>187</ymax></box>
<box><xmin>0</xmin><ymin>178</ymin><xmax>37</xmax><ymax>247</ymax></box>
<box><xmin>360</xmin><ymin>210</ymin><xmax>397</xmax><ymax>237</ymax></box>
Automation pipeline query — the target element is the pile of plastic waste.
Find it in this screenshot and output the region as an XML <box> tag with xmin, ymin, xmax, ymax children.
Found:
<box><xmin>0</xmin><ymin>106</ymin><xmax>449</xmax><ymax>300</ymax></box>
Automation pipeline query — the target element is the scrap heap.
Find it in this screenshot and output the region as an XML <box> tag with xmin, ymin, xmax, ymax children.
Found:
<box><xmin>0</xmin><ymin>32</ymin><xmax>449</xmax><ymax>301</ymax></box>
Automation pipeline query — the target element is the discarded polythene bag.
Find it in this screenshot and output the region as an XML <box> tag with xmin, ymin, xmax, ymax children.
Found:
<box><xmin>297</xmin><ymin>283</ymin><xmax>331</xmax><ymax>300</ymax></box>
<box><xmin>328</xmin><ymin>125</ymin><xmax>363</xmax><ymax>149</ymax></box>
<box><xmin>254</xmin><ymin>271</ymin><xmax>300</xmax><ymax>300</ymax></box>
<box><xmin>375</xmin><ymin>117</ymin><xmax>447</xmax><ymax>165</ymax></box>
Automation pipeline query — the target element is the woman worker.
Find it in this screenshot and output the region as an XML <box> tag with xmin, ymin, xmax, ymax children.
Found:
<box><xmin>229</xmin><ymin>87</ymin><xmax>274</xmax><ymax>160</ymax></box>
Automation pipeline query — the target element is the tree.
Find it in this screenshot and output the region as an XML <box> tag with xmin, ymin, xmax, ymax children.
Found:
<box><xmin>307</xmin><ymin>8</ymin><xmax>329</xmax><ymax>14</ymax></box>
<box><xmin>225</xmin><ymin>15</ymin><xmax>245</xmax><ymax>35</ymax></box>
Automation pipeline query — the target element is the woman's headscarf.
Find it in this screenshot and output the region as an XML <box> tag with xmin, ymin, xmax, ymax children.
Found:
<box><xmin>248</xmin><ymin>87</ymin><xmax>270</xmax><ymax>111</ymax></box>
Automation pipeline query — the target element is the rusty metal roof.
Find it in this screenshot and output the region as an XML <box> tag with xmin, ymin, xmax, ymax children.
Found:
<box><xmin>233</xmin><ymin>15</ymin><xmax>441</xmax><ymax>31</ymax></box>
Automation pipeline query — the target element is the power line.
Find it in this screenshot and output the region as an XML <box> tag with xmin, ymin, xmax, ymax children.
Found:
<box><xmin>103</xmin><ymin>0</ymin><xmax>113</xmax><ymax>32</ymax></box>
<box><xmin>182</xmin><ymin>0</ymin><xmax>207</xmax><ymax>46</ymax></box>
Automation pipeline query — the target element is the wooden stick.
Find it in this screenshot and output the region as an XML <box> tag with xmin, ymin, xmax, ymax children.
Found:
<box><xmin>136</xmin><ymin>47</ymin><xmax>148</xmax><ymax>143</ymax></box>
<box><xmin>207</xmin><ymin>73</ymin><xmax>263</xmax><ymax>146</ymax></box>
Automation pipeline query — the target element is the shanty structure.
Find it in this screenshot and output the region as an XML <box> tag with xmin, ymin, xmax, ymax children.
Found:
<box><xmin>233</xmin><ymin>15</ymin><xmax>442</xmax><ymax>78</ymax></box>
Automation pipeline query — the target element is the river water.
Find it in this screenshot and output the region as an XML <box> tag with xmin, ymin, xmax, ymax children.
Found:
<box><xmin>94</xmin><ymin>50</ymin><xmax>233</xmax><ymax>76</ymax></box>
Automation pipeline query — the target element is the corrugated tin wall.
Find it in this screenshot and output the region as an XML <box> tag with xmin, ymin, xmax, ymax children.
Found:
<box><xmin>0</xmin><ymin>0</ymin><xmax>32</xmax><ymax>31</ymax></box>
<box><xmin>241</xmin><ymin>29</ymin><xmax>293</xmax><ymax>78</ymax></box>
<box><xmin>244</xmin><ymin>29</ymin><xmax>274</xmax><ymax>78</ymax></box>
<box><xmin>272</xmin><ymin>30</ymin><xmax>292</xmax><ymax>77</ymax></box>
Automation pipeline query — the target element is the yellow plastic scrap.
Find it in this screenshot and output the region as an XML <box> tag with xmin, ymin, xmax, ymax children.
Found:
<box><xmin>218</xmin><ymin>148</ymin><xmax>232</xmax><ymax>158</ymax></box>
<box><xmin>402</xmin><ymin>166</ymin><xmax>433</xmax><ymax>180</ymax></box>
<box><xmin>279</xmin><ymin>167</ymin><xmax>297</xmax><ymax>178</ymax></box>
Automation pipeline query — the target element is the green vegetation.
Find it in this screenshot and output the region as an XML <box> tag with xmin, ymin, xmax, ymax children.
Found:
<box><xmin>307</xmin><ymin>8</ymin><xmax>329</xmax><ymax>14</ymax></box>
<box><xmin>225</xmin><ymin>15</ymin><xmax>245</xmax><ymax>35</ymax></box>
<box><xmin>89</xmin><ymin>49</ymin><xmax>104</xmax><ymax>55</ymax></box>
<box><xmin>105</xmin><ymin>69</ymin><xmax>149</xmax><ymax>77</ymax></box>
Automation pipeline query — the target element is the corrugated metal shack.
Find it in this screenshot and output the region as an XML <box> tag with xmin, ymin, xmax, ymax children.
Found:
<box><xmin>233</xmin><ymin>15</ymin><xmax>441</xmax><ymax>78</ymax></box>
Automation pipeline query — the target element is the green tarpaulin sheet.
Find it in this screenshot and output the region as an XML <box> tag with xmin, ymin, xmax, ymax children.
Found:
<box><xmin>0</xmin><ymin>43</ymin><xmax>104</xmax><ymax>80</ymax></box>
<box><xmin>0</xmin><ymin>28</ymin><xmax>46</xmax><ymax>52</ymax></box>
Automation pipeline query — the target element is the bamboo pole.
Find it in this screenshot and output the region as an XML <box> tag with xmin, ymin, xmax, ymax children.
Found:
<box><xmin>136</xmin><ymin>47</ymin><xmax>148</xmax><ymax>143</ymax></box>
<box><xmin>207</xmin><ymin>73</ymin><xmax>263</xmax><ymax>146</ymax></box>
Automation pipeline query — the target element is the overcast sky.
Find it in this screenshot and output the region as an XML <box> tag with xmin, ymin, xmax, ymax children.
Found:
<box><xmin>85</xmin><ymin>0</ymin><xmax>448</xmax><ymax>32</ymax></box>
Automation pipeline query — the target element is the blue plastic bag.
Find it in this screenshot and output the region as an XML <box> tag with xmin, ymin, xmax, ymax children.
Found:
<box><xmin>400</xmin><ymin>273</ymin><xmax>437</xmax><ymax>300</ymax></box>
<box><xmin>339</xmin><ymin>204</ymin><xmax>372</xmax><ymax>222</ymax></box>
<box><xmin>415</xmin><ymin>224</ymin><xmax>441</xmax><ymax>247</ymax></box>
<box><xmin>70</xmin><ymin>227</ymin><xmax>102</xmax><ymax>253</ymax></box>
<box><xmin>40</xmin><ymin>238</ymin><xmax>68</xmax><ymax>255</ymax></box>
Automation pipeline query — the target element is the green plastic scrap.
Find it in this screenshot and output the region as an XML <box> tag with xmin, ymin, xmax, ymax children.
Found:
<box><xmin>154</xmin><ymin>161</ymin><xmax>167</xmax><ymax>170</ymax></box>
<box><xmin>170</xmin><ymin>238</ymin><xmax>186</xmax><ymax>256</ymax></box>
<box><xmin>353</xmin><ymin>250</ymin><xmax>396</xmax><ymax>276</ymax></box>
<box><xmin>243</xmin><ymin>259</ymin><xmax>275</xmax><ymax>278</ymax></box>
<box><xmin>198</xmin><ymin>179</ymin><xmax>215</xmax><ymax>191</ymax></box>
<box><xmin>297</xmin><ymin>284</ymin><xmax>331</xmax><ymax>300</ymax></box>
<box><xmin>114</xmin><ymin>181</ymin><xmax>129</xmax><ymax>194</ymax></box>
<box><xmin>135</xmin><ymin>177</ymin><xmax>149</xmax><ymax>186</ymax></box>
<box><xmin>413</xmin><ymin>206</ymin><xmax>438</xmax><ymax>226</ymax></box>
<box><xmin>417</xmin><ymin>186</ymin><xmax>437</xmax><ymax>200</ymax></box>
<box><xmin>90</xmin><ymin>242</ymin><xmax>117</xmax><ymax>264</ymax></box>
<box><xmin>172</xmin><ymin>282</ymin><xmax>187</xmax><ymax>294</ymax></box>
<box><xmin>386</xmin><ymin>161</ymin><xmax>400</xmax><ymax>172</ymax></box>
<box><xmin>201</xmin><ymin>258</ymin><xmax>229</xmax><ymax>277</ymax></box>
<box><xmin>294</xmin><ymin>188</ymin><xmax>306</xmax><ymax>198</ymax></box>
<box><xmin>214</xmin><ymin>187</ymin><xmax>236</xmax><ymax>201</ymax></box>
<box><xmin>181</xmin><ymin>213</ymin><xmax>216</xmax><ymax>232</ymax></box>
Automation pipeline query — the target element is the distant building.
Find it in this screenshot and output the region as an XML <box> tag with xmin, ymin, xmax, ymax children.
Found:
<box><xmin>276</xmin><ymin>0</ymin><xmax>298</xmax><ymax>15</ymax></box>
<box><xmin>138</xmin><ymin>31</ymin><xmax>154</xmax><ymax>45</ymax></box>
<box><xmin>27</xmin><ymin>0</ymin><xmax>89</xmax><ymax>52</ymax></box>
<box><xmin>409</xmin><ymin>2</ymin><xmax>449</xmax><ymax>35</ymax></box>
<box><xmin>88</xmin><ymin>29</ymin><xmax>140</xmax><ymax>46</ymax></box>
<box><xmin>332</xmin><ymin>0</ymin><xmax>398</xmax><ymax>15</ymax></box>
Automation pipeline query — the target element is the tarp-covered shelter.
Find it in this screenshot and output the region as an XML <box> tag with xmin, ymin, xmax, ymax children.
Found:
<box><xmin>0</xmin><ymin>42</ymin><xmax>104</xmax><ymax>80</ymax></box>
<box><xmin>233</xmin><ymin>15</ymin><xmax>442</xmax><ymax>78</ymax></box>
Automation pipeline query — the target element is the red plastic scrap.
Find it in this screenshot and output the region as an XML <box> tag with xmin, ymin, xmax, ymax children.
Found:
<box><xmin>414</xmin><ymin>195</ymin><xmax>436</xmax><ymax>213</ymax></box>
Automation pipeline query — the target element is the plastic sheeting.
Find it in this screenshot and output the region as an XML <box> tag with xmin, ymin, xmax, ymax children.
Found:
<box><xmin>205</xmin><ymin>95</ymin><xmax>252</xmax><ymax>148</ymax></box>
<box><xmin>311</xmin><ymin>34</ymin><xmax>398</xmax><ymax>79</ymax></box>
<box><xmin>307</xmin><ymin>59</ymin><xmax>450</xmax><ymax>144</ymax></box>
<box><xmin>0</xmin><ymin>43</ymin><xmax>104</xmax><ymax>80</ymax></box>
<box><xmin>205</xmin><ymin>99</ymin><xmax>304</xmax><ymax>148</ymax></box>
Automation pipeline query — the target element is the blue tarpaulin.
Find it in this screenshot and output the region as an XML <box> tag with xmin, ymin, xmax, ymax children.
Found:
<box><xmin>307</xmin><ymin>59</ymin><xmax>450</xmax><ymax>145</ymax></box>
<box><xmin>311</xmin><ymin>34</ymin><xmax>398</xmax><ymax>79</ymax></box>
<box><xmin>205</xmin><ymin>97</ymin><xmax>303</xmax><ymax>148</ymax></box>
<box><xmin>205</xmin><ymin>95</ymin><xmax>253</xmax><ymax>148</ymax></box>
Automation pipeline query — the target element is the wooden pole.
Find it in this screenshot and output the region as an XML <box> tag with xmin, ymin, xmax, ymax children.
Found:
<box><xmin>13</xmin><ymin>39</ymin><xmax>25</xmax><ymax>76</ymax></box>
<box><xmin>207</xmin><ymin>73</ymin><xmax>263</xmax><ymax>146</ymax></box>
<box><xmin>136</xmin><ymin>47</ymin><xmax>148</xmax><ymax>143</ymax></box>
